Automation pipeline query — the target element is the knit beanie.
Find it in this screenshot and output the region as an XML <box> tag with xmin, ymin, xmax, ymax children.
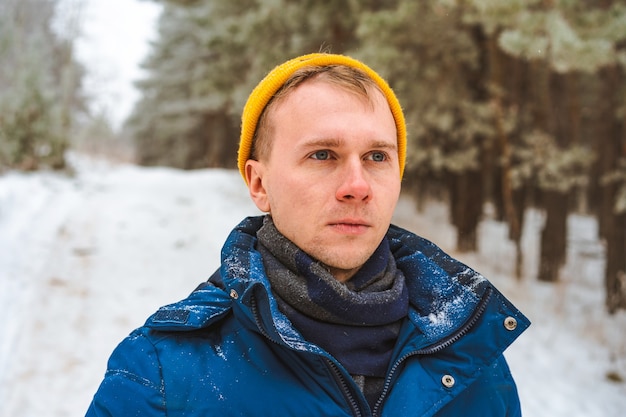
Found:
<box><xmin>237</xmin><ymin>53</ymin><xmax>406</xmax><ymax>183</ymax></box>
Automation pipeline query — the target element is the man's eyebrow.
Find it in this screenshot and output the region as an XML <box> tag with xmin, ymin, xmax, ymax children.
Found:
<box><xmin>370</xmin><ymin>140</ymin><xmax>398</xmax><ymax>151</ymax></box>
<box><xmin>300</xmin><ymin>138</ymin><xmax>397</xmax><ymax>150</ymax></box>
<box><xmin>300</xmin><ymin>138</ymin><xmax>343</xmax><ymax>149</ymax></box>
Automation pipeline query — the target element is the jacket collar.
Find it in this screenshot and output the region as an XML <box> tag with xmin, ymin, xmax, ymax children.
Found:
<box><xmin>387</xmin><ymin>224</ymin><xmax>491</xmax><ymax>344</ymax></box>
<box><xmin>145</xmin><ymin>216</ymin><xmax>526</xmax><ymax>352</ymax></box>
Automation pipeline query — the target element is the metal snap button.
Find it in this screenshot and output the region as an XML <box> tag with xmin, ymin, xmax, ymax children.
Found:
<box><xmin>441</xmin><ymin>374</ymin><xmax>455</xmax><ymax>388</ymax></box>
<box><xmin>230</xmin><ymin>289</ymin><xmax>239</xmax><ymax>299</ymax></box>
<box><xmin>504</xmin><ymin>316</ymin><xmax>517</xmax><ymax>331</ymax></box>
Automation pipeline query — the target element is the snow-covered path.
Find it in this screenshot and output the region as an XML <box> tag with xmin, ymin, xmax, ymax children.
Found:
<box><xmin>0</xmin><ymin>156</ymin><xmax>624</xmax><ymax>416</ymax></box>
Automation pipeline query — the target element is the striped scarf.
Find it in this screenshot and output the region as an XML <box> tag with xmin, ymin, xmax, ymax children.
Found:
<box><xmin>257</xmin><ymin>216</ymin><xmax>408</xmax><ymax>409</ymax></box>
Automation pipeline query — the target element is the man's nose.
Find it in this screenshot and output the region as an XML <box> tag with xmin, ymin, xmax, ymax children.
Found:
<box><xmin>336</xmin><ymin>159</ymin><xmax>371</xmax><ymax>202</ymax></box>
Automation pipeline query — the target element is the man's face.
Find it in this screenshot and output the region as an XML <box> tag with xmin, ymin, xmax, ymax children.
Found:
<box><xmin>245</xmin><ymin>79</ymin><xmax>401</xmax><ymax>282</ymax></box>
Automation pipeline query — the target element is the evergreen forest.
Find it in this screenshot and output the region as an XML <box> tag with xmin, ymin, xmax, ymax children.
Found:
<box><xmin>1</xmin><ymin>0</ymin><xmax>626</xmax><ymax>313</ymax></box>
<box><xmin>0</xmin><ymin>0</ymin><xmax>86</xmax><ymax>171</ymax></box>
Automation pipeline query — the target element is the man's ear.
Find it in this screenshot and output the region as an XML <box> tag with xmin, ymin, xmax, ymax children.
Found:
<box><xmin>245</xmin><ymin>160</ymin><xmax>270</xmax><ymax>212</ymax></box>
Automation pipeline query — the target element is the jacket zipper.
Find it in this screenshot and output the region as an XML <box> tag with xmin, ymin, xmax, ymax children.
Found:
<box><xmin>251</xmin><ymin>286</ymin><xmax>493</xmax><ymax>417</ymax></box>
<box><xmin>250</xmin><ymin>296</ymin><xmax>283</xmax><ymax>345</ymax></box>
<box><xmin>372</xmin><ymin>287</ymin><xmax>494</xmax><ymax>416</ymax></box>
<box><xmin>325</xmin><ymin>358</ymin><xmax>363</xmax><ymax>417</ymax></box>
<box><xmin>250</xmin><ymin>297</ymin><xmax>364</xmax><ymax>417</ymax></box>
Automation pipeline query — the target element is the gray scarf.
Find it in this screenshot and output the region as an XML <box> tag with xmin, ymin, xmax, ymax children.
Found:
<box><xmin>257</xmin><ymin>216</ymin><xmax>409</xmax><ymax>409</ymax></box>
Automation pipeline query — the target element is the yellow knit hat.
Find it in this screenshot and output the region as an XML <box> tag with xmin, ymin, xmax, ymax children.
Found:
<box><xmin>238</xmin><ymin>53</ymin><xmax>406</xmax><ymax>182</ymax></box>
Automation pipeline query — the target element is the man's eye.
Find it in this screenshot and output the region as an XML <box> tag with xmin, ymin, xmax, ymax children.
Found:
<box><xmin>370</xmin><ymin>152</ymin><xmax>386</xmax><ymax>162</ymax></box>
<box><xmin>311</xmin><ymin>150</ymin><xmax>330</xmax><ymax>160</ymax></box>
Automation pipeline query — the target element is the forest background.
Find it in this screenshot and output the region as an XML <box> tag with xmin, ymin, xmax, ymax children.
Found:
<box><xmin>1</xmin><ymin>0</ymin><xmax>626</xmax><ymax>314</ymax></box>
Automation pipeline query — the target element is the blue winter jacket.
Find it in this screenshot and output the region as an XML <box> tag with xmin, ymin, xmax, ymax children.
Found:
<box><xmin>86</xmin><ymin>216</ymin><xmax>530</xmax><ymax>417</ymax></box>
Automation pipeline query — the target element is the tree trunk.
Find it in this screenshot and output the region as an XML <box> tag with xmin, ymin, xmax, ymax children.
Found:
<box><xmin>605</xmin><ymin>210</ymin><xmax>626</xmax><ymax>313</ymax></box>
<box><xmin>597</xmin><ymin>66</ymin><xmax>626</xmax><ymax>313</ymax></box>
<box><xmin>449</xmin><ymin>170</ymin><xmax>483</xmax><ymax>252</ymax></box>
<box><xmin>485</xmin><ymin>32</ymin><xmax>533</xmax><ymax>279</ymax></box>
<box><xmin>538</xmin><ymin>190</ymin><xmax>569</xmax><ymax>282</ymax></box>
<box><xmin>533</xmin><ymin>65</ymin><xmax>580</xmax><ymax>283</ymax></box>
<box><xmin>511</xmin><ymin>187</ymin><xmax>528</xmax><ymax>278</ymax></box>
<box><xmin>198</xmin><ymin>111</ymin><xmax>238</xmax><ymax>169</ymax></box>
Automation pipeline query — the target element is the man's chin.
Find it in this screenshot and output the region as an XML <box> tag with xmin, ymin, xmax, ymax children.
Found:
<box><xmin>318</xmin><ymin>251</ymin><xmax>374</xmax><ymax>282</ymax></box>
<box><xmin>325</xmin><ymin>267</ymin><xmax>359</xmax><ymax>283</ymax></box>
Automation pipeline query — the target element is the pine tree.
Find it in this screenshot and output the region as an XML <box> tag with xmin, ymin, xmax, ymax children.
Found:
<box><xmin>129</xmin><ymin>0</ymin><xmax>626</xmax><ymax>311</ymax></box>
<box><xmin>0</xmin><ymin>0</ymin><xmax>84</xmax><ymax>171</ymax></box>
<box><xmin>474</xmin><ymin>0</ymin><xmax>626</xmax><ymax>310</ymax></box>
<box><xmin>356</xmin><ymin>1</ymin><xmax>494</xmax><ymax>252</ymax></box>
<box><xmin>128</xmin><ymin>0</ymin><xmax>369</xmax><ymax>169</ymax></box>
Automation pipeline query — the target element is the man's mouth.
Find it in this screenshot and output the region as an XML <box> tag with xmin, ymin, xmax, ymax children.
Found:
<box><xmin>329</xmin><ymin>219</ymin><xmax>370</xmax><ymax>234</ymax></box>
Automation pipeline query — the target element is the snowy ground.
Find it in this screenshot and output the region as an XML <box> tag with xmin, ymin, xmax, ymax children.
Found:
<box><xmin>1</xmin><ymin>154</ymin><xmax>625</xmax><ymax>416</ymax></box>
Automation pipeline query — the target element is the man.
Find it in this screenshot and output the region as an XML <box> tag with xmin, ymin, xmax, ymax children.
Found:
<box><xmin>86</xmin><ymin>53</ymin><xmax>529</xmax><ymax>416</ymax></box>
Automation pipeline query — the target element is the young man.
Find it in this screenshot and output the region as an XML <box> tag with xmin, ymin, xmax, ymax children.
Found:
<box><xmin>86</xmin><ymin>53</ymin><xmax>529</xmax><ymax>416</ymax></box>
